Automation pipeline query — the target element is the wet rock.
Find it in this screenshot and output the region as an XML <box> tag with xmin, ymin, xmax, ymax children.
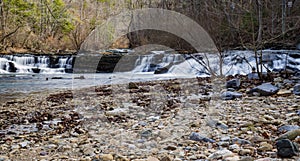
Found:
<box><xmin>248</xmin><ymin>83</ymin><xmax>279</xmax><ymax>96</ymax></box>
<box><xmin>275</xmin><ymin>139</ymin><xmax>299</xmax><ymax>158</ymax></box>
<box><xmin>247</xmin><ymin>73</ymin><xmax>259</xmax><ymax>80</ymax></box>
<box><xmin>106</xmin><ymin>108</ymin><xmax>128</xmax><ymax>116</ymax></box>
<box><xmin>51</xmin><ymin>77</ymin><xmax>63</xmax><ymax>79</ymax></box>
<box><xmin>226</xmin><ymin>79</ymin><xmax>241</xmax><ymax>89</ymax></box>
<box><xmin>278</xmin><ymin>125</ymin><xmax>300</xmax><ymax>132</ymax></box>
<box><xmin>74</xmin><ymin>75</ymin><xmax>85</xmax><ymax>79</ymax></box>
<box><xmin>221</xmin><ymin>91</ymin><xmax>243</xmax><ymax>100</ymax></box>
<box><xmin>128</xmin><ymin>82</ymin><xmax>139</xmax><ymax>89</ymax></box>
<box><xmin>154</xmin><ymin>67</ymin><xmax>169</xmax><ymax>74</ymax></box>
<box><xmin>189</xmin><ymin>132</ymin><xmax>215</xmax><ymax>143</ymax></box>
<box><xmin>293</xmin><ymin>84</ymin><xmax>300</xmax><ymax>95</ymax></box>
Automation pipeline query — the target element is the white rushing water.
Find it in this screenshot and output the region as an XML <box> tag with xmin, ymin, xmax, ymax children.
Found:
<box><xmin>0</xmin><ymin>55</ymin><xmax>73</xmax><ymax>74</ymax></box>
<box><xmin>0</xmin><ymin>50</ymin><xmax>299</xmax><ymax>98</ymax></box>
<box><xmin>0</xmin><ymin>50</ymin><xmax>300</xmax><ymax>76</ymax></box>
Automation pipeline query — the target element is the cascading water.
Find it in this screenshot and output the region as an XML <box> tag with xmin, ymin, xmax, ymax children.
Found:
<box><xmin>130</xmin><ymin>50</ymin><xmax>300</xmax><ymax>76</ymax></box>
<box><xmin>0</xmin><ymin>50</ymin><xmax>299</xmax><ymax>76</ymax></box>
<box><xmin>0</xmin><ymin>55</ymin><xmax>74</xmax><ymax>74</ymax></box>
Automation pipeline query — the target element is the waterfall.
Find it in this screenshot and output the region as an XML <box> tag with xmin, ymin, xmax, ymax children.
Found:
<box><xmin>130</xmin><ymin>50</ymin><xmax>300</xmax><ymax>76</ymax></box>
<box><xmin>0</xmin><ymin>55</ymin><xmax>74</xmax><ymax>74</ymax></box>
<box><xmin>0</xmin><ymin>50</ymin><xmax>299</xmax><ymax>76</ymax></box>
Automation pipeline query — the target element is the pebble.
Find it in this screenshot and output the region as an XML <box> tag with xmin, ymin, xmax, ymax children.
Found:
<box><xmin>221</xmin><ymin>91</ymin><xmax>243</xmax><ymax>100</ymax></box>
<box><xmin>147</xmin><ymin>156</ymin><xmax>159</xmax><ymax>161</ymax></box>
<box><xmin>239</xmin><ymin>149</ymin><xmax>252</xmax><ymax>155</ymax></box>
<box><xmin>218</xmin><ymin>141</ymin><xmax>230</xmax><ymax>147</ymax></box>
<box><xmin>257</xmin><ymin>142</ymin><xmax>273</xmax><ymax>152</ymax></box>
<box><xmin>208</xmin><ymin>149</ymin><xmax>233</xmax><ymax>159</ymax></box>
<box><xmin>3</xmin><ymin>77</ymin><xmax>300</xmax><ymax>160</ymax></box>
<box><xmin>0</xmin><ymin>156</ymin><xmax>9</xmax><ymax>161</ymax></box>
<box><xmin>229</xmin><ymin>144</ymin><xmax>240</xmax><ymax>151</ymax></box>
<box><xmin>106</xmin><ymin>108</ymin><xmax>128</xmax><ymax>116</ymax></box>
<box><xmin>189</xmin><ymin>132</ymin><xmax>215</xmax><ymax>143</ymax></box>
<box><xmin>141</xmin><ymin>130</ymin><xmax>152</xmax><ymax>138</ymax></box>
<box><xmin>225</xmin><ymin>155</ymin><xmax>240</xmax><ymax>161</ymax></box>
<box><xmin>232</xmin><ymin>137</ymin><xmax>251</xmax><ymax>145</ymax></box>
<box><xmin>100</xmin><ymin>154</ymin><xmax>114</xmax><ymax>161</ymax></box>
<box><xmin>239</xmin><ymin>156</ymin><xmax>254</xmax><ymax>161</ymax></box>
<box><xmin>164</xmin><ymin>145</ymin><xmax>177</xmax><ymax>151</ymax></box>
<box><xmin>293</xmin><ymin>84</ymin><xmax>300</xmax><ymax>95</ymax></box>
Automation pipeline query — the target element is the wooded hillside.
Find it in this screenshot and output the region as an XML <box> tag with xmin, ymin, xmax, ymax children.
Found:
<box><xmin>0</xmin><ymin>0</ymin><xmax>299</xmax><ymax>53</ymax></box>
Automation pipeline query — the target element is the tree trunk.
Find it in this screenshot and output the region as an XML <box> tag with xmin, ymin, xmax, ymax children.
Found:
<box><xmin>0</xmin><ymin>0</ymin><xmax>4</xmax><ymax>31</ymax></box>
<box><xmin>0</xmin><ymin>0</ymin><xmax>3</xmax><ymax>48</ymax></box>
<box><xmin>257</xmin><ymin>0</ymin><xmax>263</xmax><ymax>43</ymax></box>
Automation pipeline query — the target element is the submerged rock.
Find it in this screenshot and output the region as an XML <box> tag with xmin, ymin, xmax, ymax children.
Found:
<box><xmin>293</xmin><ymin>84</ymin><xmax>300</xmax><ymax>95</ymax></box>
<box><xmin>276</xmin><ymin>139</ymin><xmax>299</xmax><ymax>158</ymax></box>
<box><xmin>221</xmin><ymin>91</ymin><xmax>242</xmax><ymax>100</ymax></box>
<box><xmin>247</xmin><ymin>73</ymin><xmax>260</xmax><ymax>80</ymax></box>
<box><xmin>248</xmin><ymin>83</ymin><xmax>279</xmax><ymax>96</ymax></box>
<box><xmin>226</xmin><ymin>79</ymin><xmax>241</xmax><ymax>89</ymax></box>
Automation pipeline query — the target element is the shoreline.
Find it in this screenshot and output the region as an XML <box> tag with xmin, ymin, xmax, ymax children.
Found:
<box><xmin>0</xmin><ymin>76</ymin><xmax>300</xmax><ymax>160</ymax></box>
<box><xmin>1</xmin><ymin>45</ymin><xmax>299</xmax><ymax>56</ymax></box>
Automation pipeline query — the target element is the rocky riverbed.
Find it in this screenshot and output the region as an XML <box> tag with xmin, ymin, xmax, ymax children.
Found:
<box><xmin>0</xmin><ymin>75</ymin><xmax>300</xmax><ymax>161</ymax></box>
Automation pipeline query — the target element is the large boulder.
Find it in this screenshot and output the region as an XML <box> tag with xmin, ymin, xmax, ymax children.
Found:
<box><xmin>276</xmin><ymin>139</ymin><xmax>299</xmax><ymax>158</ymax></box>
<box><xmin>154</xmin><ymin>67</ymin><xmax>168</xmax><ymax>74</ymax></box>
<box><xmin>248</xmin><ymin>83</ymin><xmax>279</xmax><ymax>96</ymax></box>
<box><xmin>8</xmin><ymin>62</ymin><xmax>17</xmax><ymax>73</ymax></box>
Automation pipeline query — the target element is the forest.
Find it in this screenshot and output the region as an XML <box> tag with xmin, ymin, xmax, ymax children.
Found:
<box><xmin>0</xmin><ymin>0</ymin><xmax>299</xmax><ymax>54</ymax></box>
